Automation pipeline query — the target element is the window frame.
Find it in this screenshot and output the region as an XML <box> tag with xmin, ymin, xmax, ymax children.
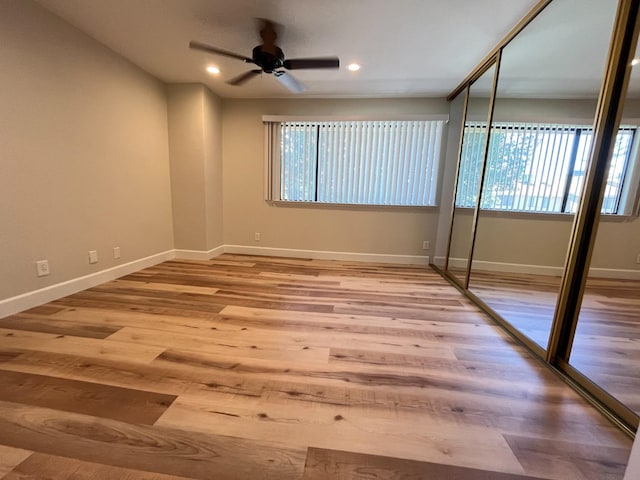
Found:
<box><xmin>263</xmin><ymin>115</ymin><xmax>448</xmax><ymax>208</ymax></box>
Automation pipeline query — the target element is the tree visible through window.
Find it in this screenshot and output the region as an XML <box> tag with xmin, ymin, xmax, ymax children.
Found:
<box><xmin>455</xmin><ymin>122</ymin><xmax>636</xmax><ymax>215</ymax></box>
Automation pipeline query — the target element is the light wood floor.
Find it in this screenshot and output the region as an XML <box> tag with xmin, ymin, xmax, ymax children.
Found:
<box><xmin>0</xmin><ymin>255</ymin><xmax>632</xmax><ymax>479</ymax></box>
<box><xmin>467</xmin><ymin>269</ymin><xmax>560</xmax><ymax>348</ymax></box>
<box><xmin>468</xmin><ymin>270</ymin><xmax>640</xmax><ymax>414</ymax></box>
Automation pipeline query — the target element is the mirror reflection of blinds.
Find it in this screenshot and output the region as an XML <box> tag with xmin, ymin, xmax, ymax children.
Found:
<box><xmin>279</xmin><ymin>120</ymin><xmax>444</xmax><ymax>206</ymax></box>
<box><xmin>455</xmin><ymin>122</ymin><xmax>636</xmax><ymax>215</ymax></box>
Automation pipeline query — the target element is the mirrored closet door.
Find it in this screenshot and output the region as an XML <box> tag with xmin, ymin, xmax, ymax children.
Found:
<box><xmin>466</xmin><ymin>0</ymin><xmax>620</xmax><ymax>353</ymax></box>
<box><xmin>568</xmin><ymin>33</ymin><xmax>640</xmax><ymax>421</ymax></box>
<box><xmin>445</xmin><ymin>64</ymin><xmax>496</xmax><ymax>288</ymax></box>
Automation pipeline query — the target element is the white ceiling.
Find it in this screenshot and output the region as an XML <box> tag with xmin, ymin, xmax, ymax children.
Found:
<box><xmin>34</xmin><ymin>0</ymin><xmax>540</xmax><ymax>99</ymax></box>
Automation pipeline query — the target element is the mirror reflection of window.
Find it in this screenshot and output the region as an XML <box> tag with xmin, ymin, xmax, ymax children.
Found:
<box><xmin>456</xmin><ymin>122</ymin><xmax>636</xmax><ymax>214</ymax></box>
<box><xmin>466</xmin><ymin>0</ymin><xmax>620</xmax><ymax>352</ymax></box>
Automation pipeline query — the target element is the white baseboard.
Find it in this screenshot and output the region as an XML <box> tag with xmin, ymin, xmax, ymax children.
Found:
<box><xmin>435</xmin><ymin>257</ymin><xmax>640</xmax><ymax>280</ymax></box>
<box><xmin>466</xmin><ymin>259</ymin><xmax>564</xmax><ymax>276</ymax></box>
<box><xmin>224</xmin><ymin>244</ymin><xmax>429</xmax><ymax>265</ymax></box>
<box><xmin>1</xmin><ymin>245</ymin><xmax>427</xmax><ymax>319</ymax></box>
<box><xmin>174</xmin><ymin>245</ymin><xmax>225</xmax><ymax>261</ymax></box>
<box><xmin>589</xmin><ymin>267</ymin><xmax>640</xmax><ymax>280</ymax></box>
<box><xmin>4</xmin><ymin>247</ymin><xmax>637</xmax><ymax>320</ymax></box>
<box><xmin>432</xmin><ymin>256</ymin><xmax>447</xmax><ymax>266</ymax></box>
<box><xmin>0</xmin><ymin>250</ymin><xmax>175</xmax><ymax>319</ymax></box>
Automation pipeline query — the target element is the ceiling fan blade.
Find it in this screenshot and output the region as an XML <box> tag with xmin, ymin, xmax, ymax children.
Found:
<box><xmin>274</xmin><ymin>71</ymin><xmax>305</xmax><ymax>93</ymax></box>
<box><xmin>189</xmin><ymin>41</ymin><xmax>253</xmax><ymax>63</ymax></box>
<box><xmin>227</xmin><ymin>69</ymin><xmax>262</xmax><ymax>86</ymax></box>
<box><xmin>283</xmin><ymin>57</ymin><xmax>340</xmax><ymax>70</ymax></box>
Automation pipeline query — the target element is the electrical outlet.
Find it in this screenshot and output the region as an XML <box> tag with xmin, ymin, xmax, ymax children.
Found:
<box><xmin>113</xmin><ymin>247</ymin><xmax>121</xmax><ymax>259</ymax></box>
<box><xmin>422</xmin><ymin>241</ymin><xmax>430</xmax><ymax>250</ymax></box>
<box><xmin>88</xmin><ymin>250</ymin><xmax>98</xmax><ymax>264</ymax></box>
<box><xmin>36</xmin><ymin>260</ymin><xmax>50</xmax><ymax>277</ymax></box>
<box><xmin>255</xmin><ymin>232</ymin><xmax>261</xmax><ymax>241</ymax></box>
<box><xmin>636</xmin><ymin>253</ymin><xmax>640</xmax><ymax>264</ymax></box>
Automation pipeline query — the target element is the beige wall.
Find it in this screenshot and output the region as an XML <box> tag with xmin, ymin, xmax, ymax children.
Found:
<box><xmin>590</xmin><ymin>217</ymin><xmax>640</xmax><ymax>270</ymax></box>
<box><xmin>167</xmin><ymin>84</ymin><xmax>223</xmax><ymax>252</ymax></box>
<box><xmin>473</xmin><ymin>214</ymin><xmax>573</xmax><ymax>267</ymax></box>
<box><xmin>448</xmin><ymin>209</ymin><xmax>475</xmax><ymax>261</ymax></box>
<box><xmin>0</xmin><ymin>0</ymin><xmax>174</xmax><ymax>299</ymax></box>
<box><xmin>203</xmin><ymin>87</ymin><xmax>224</xmax><ymax>249</ymax></box>
<box><xmin>221</xmin><ymin>98</ymin><xmax>448</xmax><ymax>257</ymax></box>
<box><xmin>477</xmin><ymin>215</ymin><xmax>640</xmax><ymax>272</ymax></box>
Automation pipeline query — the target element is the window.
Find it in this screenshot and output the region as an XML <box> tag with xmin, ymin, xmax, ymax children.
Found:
<box><xmin>455</xmin><ymin>121</ymin><xmax>638</xmax><ymax>215</ymax></box>
<box><xmin>265</xmin><ymin>119</ymin><xmax>445</xmax><ymax>206</ymax></box>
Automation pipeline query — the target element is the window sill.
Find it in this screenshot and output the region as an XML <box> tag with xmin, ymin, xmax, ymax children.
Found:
<box><xmin>267</xmin><ymin>200</ymin><xmax>437</xmax><ymax>212</ymax></box>
<box><xmin>453</xmin><ymin>207</ymin><xmax>638</xmax><ymax>222</ymax></box>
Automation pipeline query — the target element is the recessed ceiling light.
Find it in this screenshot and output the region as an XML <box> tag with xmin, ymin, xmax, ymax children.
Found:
<box><xmin>206</xmin><ymin>66</ymin><xmax>220</xmax><ymax>75</ymax></box>
<box><xmin>347</xmin><ymin>63</ymin><xmax>361</xmax><ymax>72</ymax></box>
<box><xmin>631</xmin><ymin>58</ymin><xmax>640</xmax><ymax>66</ymax></box>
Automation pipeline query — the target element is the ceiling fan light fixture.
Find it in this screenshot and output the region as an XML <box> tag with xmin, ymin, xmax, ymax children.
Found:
<box><xmin>631</xmin><ymin>58</ymin><xmax>640</xmax><ymax>67</ymax></box>
<box><xmin>347</xmin><ymin>63</ymin><xmax>361</xmax><ymax>72</ymax></box>
<box><xmin>189</xmin><ymin>20</ymin><xmax>340</xmax><ymax>93</ymax></box>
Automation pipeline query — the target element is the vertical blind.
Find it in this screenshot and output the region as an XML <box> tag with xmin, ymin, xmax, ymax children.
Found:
<box><xmin>276</xmin><ymin>120</ymin><xmax>445</xmax><ymax>206</ymax></box>
<box><xmin>455</xmin><ymin>122</ymin><xmax>636</xmax><ymax>214</ymax></box>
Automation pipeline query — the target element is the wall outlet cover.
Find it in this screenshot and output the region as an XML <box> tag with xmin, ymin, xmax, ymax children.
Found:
<box><xmin>36</xmin><ymin>260</ymin><xmax>50</xmax><ymax>277</ymax></box>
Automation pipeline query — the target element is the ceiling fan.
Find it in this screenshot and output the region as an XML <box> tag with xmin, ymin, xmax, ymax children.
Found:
<box><xmin>189</xmin><ymin>19</ymin><xmax>340</xmax><ymax>93</ymax></box>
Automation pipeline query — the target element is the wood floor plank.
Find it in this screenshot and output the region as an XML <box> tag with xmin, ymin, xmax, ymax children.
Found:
<box><xmin>0</xmin><ymin>328</ymin><xmax>164</xmax><ymax>364</ymax></box>
<box><xmin>48</xmin><ymin>307</ymin><xmax>224</xmax><ymax>334</ymax></box>
<box><xmin>219</xmin><ymin>305</ymin><xmax>498</xmax><ymax>337</ymax></box>
<box><xmin>153</xmin><ymin>348</ymin><xmax>580</xmax><ymax>405</ymax></box>
<box><xmin>0</xmin><ymin>401</ymin><xmax>305</xmax><ymax>480</ymax></box>
<box><xmin>50</xmin><ymin>298</ymin><xmax>219</xmax><ymax>320</ymax></box>
<box><xmin>0</xmin><ymin>314</ymin><xmax>122</xmax><ymax>339</ymax></box>
<box><xmin>504</xmin><ymin>434</ymin><xmax>631</xmax><ymax>480</ymax></box>
<box><xmin>22</xmin><ymin>305</ymin><xmax>66</xmax><ymax>316</ymax></box>
<box><xmin>0</xmin><ymin>349</ymin><xmax>262</xmax><ymax>399</ymax></box>
<box><xmin>0</xmin><ymin>349</ymin><xmax>22</xmax><ymax>363</ymax></box>
<box><xmin>106</xmin><ymin>326</ymin><xmax>332</xmax><ymax>364</ymax></box>
<box><xmin>49</xmin><ymin>304</ymin><xmax>493</xmax><ymax>348</ymax></box>
<box><xmin>326</xmin><ymin>347</ymin><xmax>550</xmax><ymax>380</ymax></box>
<box><xmin>108</xmin><ymin>279</ymin><xmax>220</xmax><ymax>296</ymax></box>
<box><xmin>58</xmin><ymin>290</ymin><xmax>226</xmax><ymax>315</ymax></box>
<box><xmin>0</xmin><ymin>445</ymin><xmax>32</xmax><ymax>478</ymax></box>
<box><xmin>0</xmin><ymin>369</ymin><xmax>176</xmax><ymax>424</ymax></box>
<box><xmin>108</xmin><ymin>323</ymin><xmax>458</xmax><ymax>363</ymax></box>
<box><xmin>302</xmin><ymin>447</ymin><xmax>547</xmax><ymax>480</ymax></box>
<box><xmin>155</xmin><ymin>394</ymin><xmax>527</xmax><ymax>474</ymax></box>
<box><xmin>3</xmin><ymin>452</ymin><xmax>197</xmax><ymax>480</ymax></box>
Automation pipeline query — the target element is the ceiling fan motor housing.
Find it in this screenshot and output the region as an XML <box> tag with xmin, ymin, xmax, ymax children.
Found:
<box><xmin>252</xmin><ymin>45</ymin><xmax>284</xmax><ymax>73</ymax></box>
